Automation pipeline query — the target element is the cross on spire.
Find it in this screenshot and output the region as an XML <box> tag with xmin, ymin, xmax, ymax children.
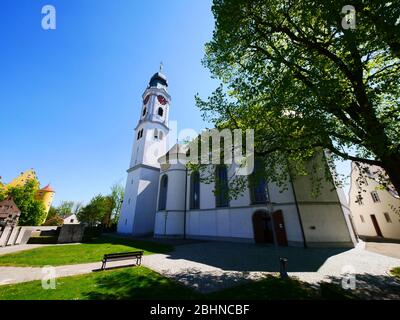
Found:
<box><xmin>159</xmin><ymin>61</ymin><xmax>164</xmax><ymax>72</ymax></box>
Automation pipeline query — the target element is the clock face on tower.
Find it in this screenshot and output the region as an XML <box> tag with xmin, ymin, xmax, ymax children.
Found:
<box><xmin>157</xmin><ymin>95</ymin><xmax>167</xmax><ymax>105</ymax></box>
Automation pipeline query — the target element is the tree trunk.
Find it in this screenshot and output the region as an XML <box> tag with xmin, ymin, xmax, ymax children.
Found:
<box><xmin>380</xmin><ymin>154</ymin><xmax>400</xmax><ymax>197</ymax></box>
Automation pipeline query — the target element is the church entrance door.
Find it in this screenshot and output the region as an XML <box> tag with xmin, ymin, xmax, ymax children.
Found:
<box><xmin>252</xmin><ymin>210</ymin><xmax>273</xmax><ymax>244</ymax></box>
<box><xmin>252</xmin><ymin>210</ymin><xmax>288</xmax><ymax>246</ymax></box>
<box><xmin>272</xmin><ymin>210</ymin><xmax>288</xmax><ymax>246</ymax></box>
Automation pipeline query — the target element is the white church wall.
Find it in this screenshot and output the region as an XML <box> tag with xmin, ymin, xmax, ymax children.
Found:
<box><xmin>200</xmin><ymin>179</ymin><xmax>217</xmax><ymax>209</ymax></box>
<box><xmin>268</xmin><ymin>181</ymin><xmax>296</xmax><ymax>204</ymax></box>
<box><xmin>131</xmin><ymin>168</ymin><xmax>160</xmax><ymax>235</ymax></box>
<box><xmin>117</xmin><ymin>170</ymin><xmax>140</xmax><ymax>234</ymax></box>
<box><xmin>117</xmin><ymin>166</ymin><xmax>160</xmax><ymax>236</ymax></box>
<box><xmin>165</xmin><ymin>169</ymin><xmax>186</xmax><ymax>211</ymax></box>
<box><xmin>154</xmin><ymin>211</ymin><xmax>185</xmax><ymax>237</ymax></box>
<box><xmin>299</xmin><ymin>204</ymin><xmax>353</xmax><ymax>246</ymax></box>
<box><xmin>186</xmin><ymin>208</ymin><xmax>255</xmax><ymax>242</ymax></box>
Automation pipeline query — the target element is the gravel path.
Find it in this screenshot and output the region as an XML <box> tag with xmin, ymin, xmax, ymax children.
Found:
<box><xmin>0</xmin><ymin>244</ymin><xmax>49</xmax><ymax>256</ymax></box>
<box><xmin>1</xmin><ymin>241</ymin><xmax>399</xmax><ymax>298</ymax></box>
<box><xmin>0</xmin><ymin>260</ymin><xmax>135</xmax><ymax>286</ymax></box>
<box><xmin>142</xmin><ymin>241</ymin><xmax>400</xmax><ymax>296</ymax></box>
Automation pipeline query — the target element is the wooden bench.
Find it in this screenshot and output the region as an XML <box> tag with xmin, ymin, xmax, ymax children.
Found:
<box><xmin>101</xmin><ymin>251</ymin><xmax>143</xmax><ymax>270</ymax></box>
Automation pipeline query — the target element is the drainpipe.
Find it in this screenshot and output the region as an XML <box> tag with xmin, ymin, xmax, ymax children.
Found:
<box><xmin>290</xmin><ymin>175</ymin><xmax>307</xmax><ymax>248</ymax></box>
<box><xmin>183</xmin><ymin>167</ymin><xmax>188</xmax><ymax>239</ymax></box>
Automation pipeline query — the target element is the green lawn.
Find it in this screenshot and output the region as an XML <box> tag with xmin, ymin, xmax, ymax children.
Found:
<box><xmin>0</xmin><ymin>236</ymin><xmax>173</xmax><ymax>267</ymax></box>
<box><xmin>0</xmin><ymin>267</ymin><xmax>355</xmax><ymax>300</ymax></box>
<box><xmin>391</xmin><ymin>267</ymin><xmax>400</xmax><ymax>280</ymax></box>
<box><xmin>207</xmin><ymin>276</ymin><xmax>356</xmax><ymax>300</ymax></box>
<box><xmin>0</xmin><ymin>267</ymin><xmax>200</xmax><ymax>300</ymax></box>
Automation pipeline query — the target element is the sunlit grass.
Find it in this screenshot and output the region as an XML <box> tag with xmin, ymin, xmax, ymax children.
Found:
<box><xmin>0</xmin><ymin>235</ymin><xmax>173</xmax><ymax>267</ymax></box>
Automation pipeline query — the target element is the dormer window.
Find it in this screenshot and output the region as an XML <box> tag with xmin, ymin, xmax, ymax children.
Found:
<box><xmin>158</xmin><ymin>107</ymin><xmax>164</xmax><ymax>117</ymax></box>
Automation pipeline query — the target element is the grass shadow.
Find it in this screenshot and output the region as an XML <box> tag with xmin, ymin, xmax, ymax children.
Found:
<box><xmin>83</xmin><ymin>267</ymin><xmax>201</xmax><ymax>300</ymax></box>
<box><xmin>324</xmin><ymin>273</ymin><xmax>400</xmax><ymax>300</ymax></box>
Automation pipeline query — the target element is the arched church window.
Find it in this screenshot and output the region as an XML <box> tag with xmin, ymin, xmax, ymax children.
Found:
<box><xmin>158</xmin><ymin>107</ymin><xmax>164</xmax><ymax>117</ymax></box>
<box><xmin>154</xmin><ymin>129</ymin><xmax>158</xmax><ymax>139</ymax></box>
<box><xmin>159</xmin><ymin>131</ymin><xmax>163</xmax><ymax>140</ymax></box>
<box><xmin>190</xmin><ymin>171</ymin><xmax>200</xmax><ymax>209</ymax></box>
<box><xmin>158</xmin><ymin>175</ymin><xmax>168</xmax><ymax>210</ymax></box>
<box><xmin>140</xmin><ymin>129</ymin><xmax>144</xmax><ymax>138</ymax></box>
<box><xmin>249</xmin><ymin>159</ymin><xmax>268</xmax><ymax>204</ymax></box>
<box><xmin>215</xmin><ymin>165</ymin><xmax>229</xmax><ymax>207</ymax></box>
<box><xmin>142</xmin><ymin>107</ymin><xmax>147</xmax><ymax>116</ymax></box>
<box><xmin>137</xmin><ymin>131</ymin><xmax>141</xmax><ymax>140</ymax></box>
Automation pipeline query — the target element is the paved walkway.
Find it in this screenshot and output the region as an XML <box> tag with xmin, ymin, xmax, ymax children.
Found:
<box><xmin>0</xmin><ymin>261</ymin><xmax>135</xmax><ymax>286</ymax></box>
<box><xmin>1</xmin><ymin>241</ymin><xmax>400</xmax><ymax>298</ymax></box>
<box><xmin>0</xmin><ymin>244</ymin><xmax>48</xmax><ymax>256</ymax></box>
<box><xmin>365</xmin><ymin>242</ymin><xmax>400</xmax><ymax>259</ymax></box>
<box><xmin>141</xmin><ymin>241</ymin><xmax>400</xmax><ymax>297</ymax></box>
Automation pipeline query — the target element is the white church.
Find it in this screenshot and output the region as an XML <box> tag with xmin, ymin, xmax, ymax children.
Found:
<box><xmin>117</xmin><ymin>70</ymin><xmax>356</xmax><ymax>248</ymax></box>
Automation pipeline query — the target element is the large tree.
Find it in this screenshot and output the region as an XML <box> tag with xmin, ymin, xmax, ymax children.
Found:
<box><xmin>197</xmin><ymin>0</ymin><xmax>400</xmax><ymax>195</ymax></box>
<box><xmin>109</xmin><ymin>183</ymin><xmax>124</xmax><ymax>226</ymax></box>
<box><xmin>77</xmin><ymin>194</ymin><xmax>114</xmax><ymax>227</ymax></box>
<box><xmin>1</xmin><ymin>180</ymin><xmax>47</xmax><ymax>226</ymax></box>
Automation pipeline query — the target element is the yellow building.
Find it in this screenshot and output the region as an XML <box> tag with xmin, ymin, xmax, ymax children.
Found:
<box><xmin>35</xmin><ymin>184</ymin><xmax>55</xmax><ymax>215</ymax></box>
<box><xmin>0</xmin><ymin>169</ymin><xmax>55</xmax><ymax>222</ymax></box>
<box><xmin>3</xmin><ymin>169</ymin><xmax>38</xmax><ymax>189</ymax></box>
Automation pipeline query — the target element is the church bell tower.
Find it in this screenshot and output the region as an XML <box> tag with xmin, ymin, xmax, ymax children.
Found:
<box><xmin>117</xmin><ymin>67</ymin><xmax>170</xmax><ymax>235</ymax></box>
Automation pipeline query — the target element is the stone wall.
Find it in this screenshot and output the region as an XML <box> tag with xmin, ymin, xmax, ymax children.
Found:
<box><xmin>57</xmin><ymin>224</ymin><xmax>85</xmax><ymax>243</ymax></box>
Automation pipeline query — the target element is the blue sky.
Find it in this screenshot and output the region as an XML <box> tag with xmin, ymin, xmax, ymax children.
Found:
<box><xmin>0</xmin><ymin>0</ymin><xmax>220</xmax><ymax>205</ymax></box>
<box><xmin>0</xmin><ymin>0</ymin><xmax>350</xmax><ymax>206</ymax></box>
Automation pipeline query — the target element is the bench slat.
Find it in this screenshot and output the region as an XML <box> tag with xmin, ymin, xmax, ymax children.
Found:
<box><xmin>101</xmin><ymin>251</ymin><xmax>143</xmax><ymax>270</ymax></box>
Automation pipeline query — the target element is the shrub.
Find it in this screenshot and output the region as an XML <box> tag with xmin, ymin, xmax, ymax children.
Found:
<box><xmin>27</xmin><ymin>236</ymin><xmax>58</xmax><ymax>244</ymax></box>
<box><xmin>43</xmin><ymin>215</ymin><xmax>64</xmax><ymax>226</ymax></box>
<box><xmin>82</xmin><ymin>226</ymin><xmax>102</xmax><ymax>242</ymax></box>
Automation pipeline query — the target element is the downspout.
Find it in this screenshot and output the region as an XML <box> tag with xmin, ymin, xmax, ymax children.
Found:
<box><xmin>183</xmin><ymin>167</ymin><xmax>188</xmax><ymax>239</ymax></box>
<box><xmin>289</xmin><ymin>173</ymin><xmax>307</xmax><ymax>248</ymax></box>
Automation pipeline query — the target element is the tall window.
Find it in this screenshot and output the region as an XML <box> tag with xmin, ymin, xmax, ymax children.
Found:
<box><xmin>384</xmin><ymin>212</ymin><xmax>392</xmax><ymax>223</ymax></box>
<box><xmin>154</xmin><ymin>129</ymin><xmax>158</xmax><ymax>139</ymax></box>
<box><xmin>371</xmin><ymin>191</ymin><xmax>380</xmax><ymax>203</ymax></box>
<box><xmin>142</xmin><ymin>107</ymin><xmax>147</xmax><ymax>116</ymax></box>
<box><xmin>360</xmin><ymin>215</ymin><xmax>365</xmax><ymax>223</ymax></box>
<box><xmin>250</xmin><ymin>159</ymin><xmax>268</xmax><ymax>204</ymax></box>
<box><xmin>158</xmin><ymin>107</ymin><xmax>164</xmax><ymax>117</ymax></box>
<box><xmin>190</xmin><ymin>171</ymin><xmax>200</xmax><ymax>209</ymax></box>
<box><xmin>215</xmin><ymin>166</ymin><xmax>229</xmax><ymax>207</ymax></box>
<box><xmin>158</xmin><ymin>175</ymin><xmax>168</xmax><ymax>210</ymax></box>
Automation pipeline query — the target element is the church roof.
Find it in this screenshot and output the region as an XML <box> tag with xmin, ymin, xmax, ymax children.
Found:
<box><xmin>158</xmin><ymin>143</ymin><xmax>188</xmax><ymax>163</ymax></box>
<box><xmin>149</xmin><ymin>71</ymin><xmax>168</xmax><ymax>88</ymax></box>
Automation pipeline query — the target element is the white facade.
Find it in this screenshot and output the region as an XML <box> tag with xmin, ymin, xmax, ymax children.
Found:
<box><xmin>63</xmin><ymin>214</ymin><xmax>79</xmax><ymax>225</ymax></box>
<box><xmin>118</xmin><ymin>71</ymin><xmax>355</xmax><ymax>247</ymax></box>
<box><xmin>349</xmin><ymin>162</ymin><xmax>400</xmax><ymax>240</ymax></box>
<box><xmin>117</xmin><ymin>71</ymin><xmax>170</xmax><ymax>236</ymax></box>
<box><xmin>154</xmin><ymin>149</ymin><xmax>354</xmax><ymax>247</ymax></box>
